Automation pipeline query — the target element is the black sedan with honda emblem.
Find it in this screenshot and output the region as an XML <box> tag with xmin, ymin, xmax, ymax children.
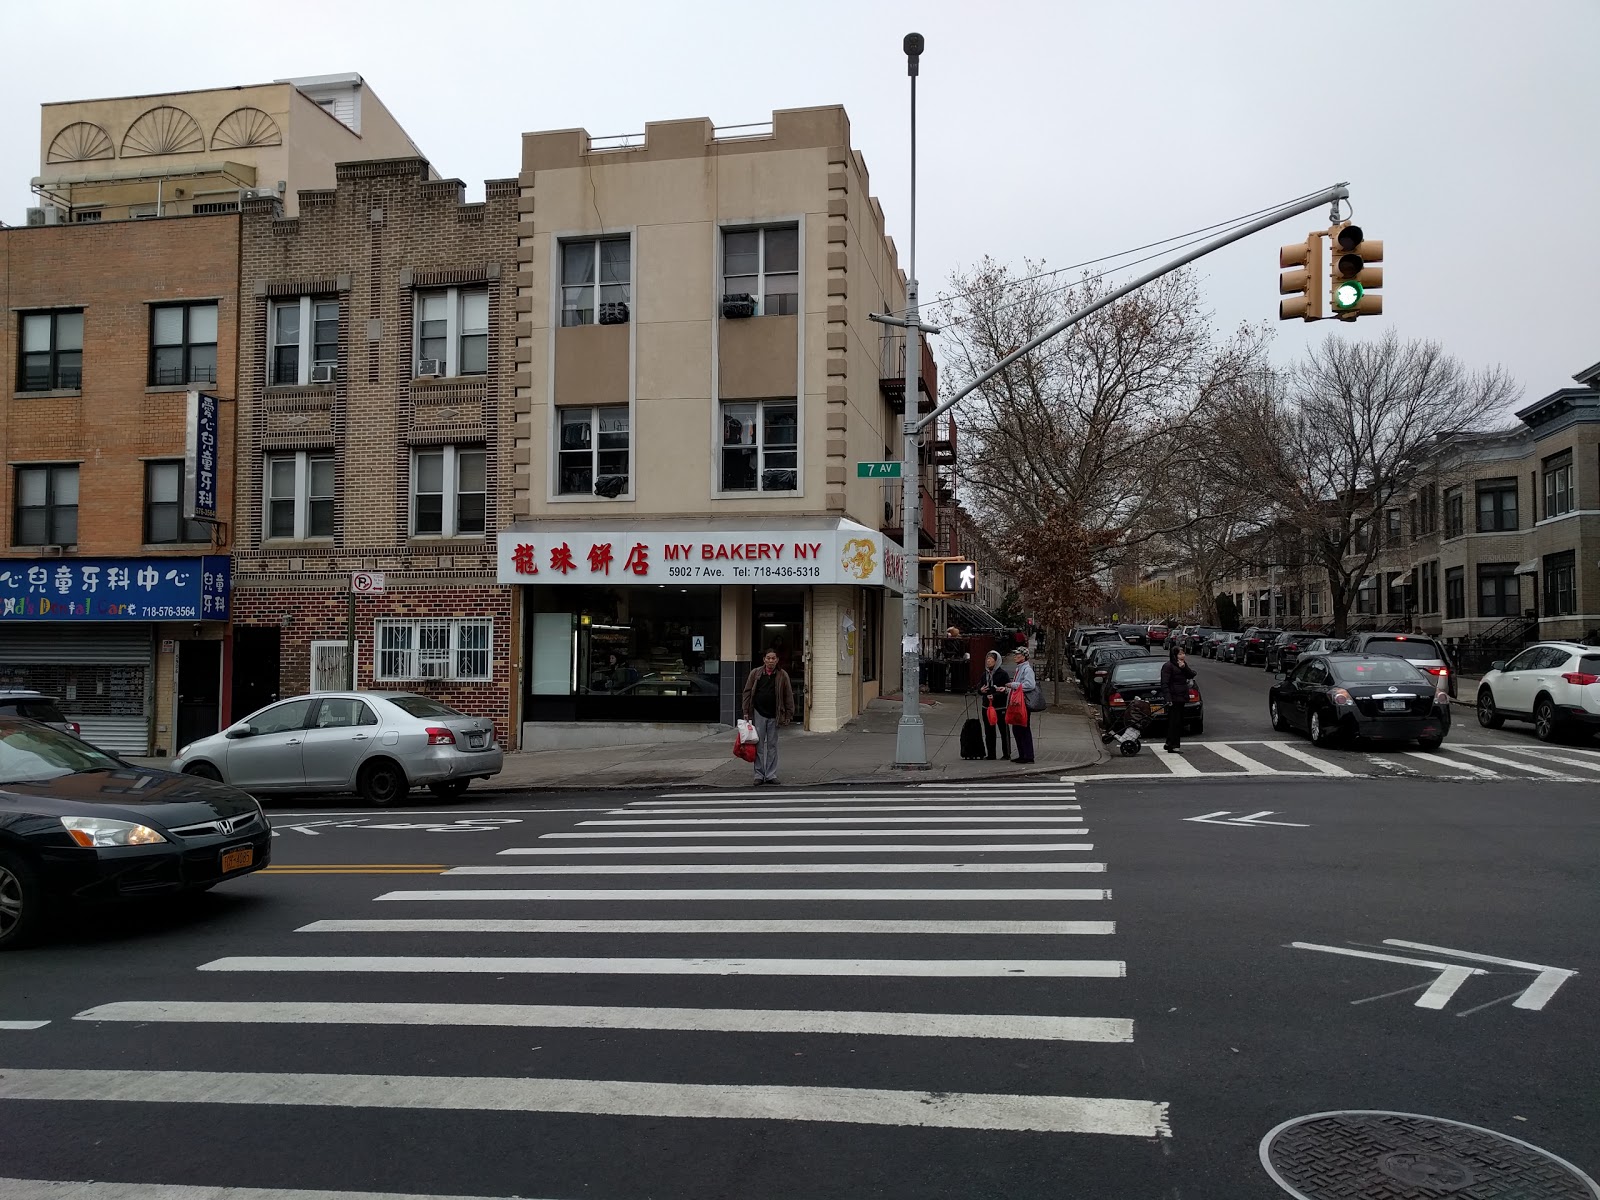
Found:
<box><xmin>0</xmin><ymin>716</ymin><xmax>270</xmax><ymax>949</ymax></box>
<box><xmin>1269</xmin><ymin>653</ymin><xmax>1451</xmax><ymax>750</ymax></box>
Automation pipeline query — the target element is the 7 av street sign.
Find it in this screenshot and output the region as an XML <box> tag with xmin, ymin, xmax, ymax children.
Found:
<box><xmin>857</xmin><ymin>461</ymin><xmax>902</xmax><ymax>478</ymax></box>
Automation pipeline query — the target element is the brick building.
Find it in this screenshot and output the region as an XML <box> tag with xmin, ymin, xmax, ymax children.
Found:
<box><xmin>0</xmin><ymin>214</ymin><xmax>240</xmax><ymax>753</ymax></box>
<box><xmin>230</xmin><ymin>158</ymin><xmax>520</xmax><ymax>744</ymax></box>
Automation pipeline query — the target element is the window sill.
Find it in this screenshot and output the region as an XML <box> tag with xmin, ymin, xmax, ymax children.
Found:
<box><xmin>407</xmin><ymin>535</ymin><xmax>489</xmax><ymax>546</ymax></box>
<box><xmin>262</xmin><ymin>538</ymin><xmax>336</xmax><ymax>548</ymax></box>
<box><xmin>265</xmin><ymin>383</ymin><xmax>335</xmax><ymax>397</ymax></box>
<box><xmin>10</xmin><ymin>544</ymin><xmax>79</xmax><ymax>553</ymax></box>
<box><xmin>711</xmin><ymin>490</ymin><xmax>802</xmax><ymax>500</ymax></box>
<box><xmin>549</xmin><ymin>492</ymin><xmax>635</xmax><ymax>503</ymax></box>
<box><xmin>13</xmin><ymin>389</ymin><xmax>82</xmax><ymax>400</ymax></box>
<box><xmin>141</xmin><ymin>543</ymin><xmax>214</xmax><ymax>551</ymax></box>
<box><xmin>145</xmin><ymin>383</ymin><xmax>208</xmax><ymax>395</ymax></box>
<box><xmin>411</xmin><ymin>373</ymin><xmax>488</xmax><ymax>385</ymax></box>
<box><xmin>373</xmin><ymin>677</ymin><xmax>495</xmax><ymax>686</ymax></box>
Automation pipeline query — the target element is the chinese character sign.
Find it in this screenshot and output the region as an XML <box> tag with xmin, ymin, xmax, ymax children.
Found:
<box><xmin>0</xmin><ymin>556</ymin><xmax>230</xmax><ymax>621</ymax></box>
<box><xmin>185</xmin><ymin>390</ymin><xmax>220</xmax><ymax>522</ymax></box>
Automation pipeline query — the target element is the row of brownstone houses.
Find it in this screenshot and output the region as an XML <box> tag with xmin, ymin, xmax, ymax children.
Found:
<box><xmin>0</xmin><ymin>73</ymin><xmax>969</xmax><ymax>755</ymax></box>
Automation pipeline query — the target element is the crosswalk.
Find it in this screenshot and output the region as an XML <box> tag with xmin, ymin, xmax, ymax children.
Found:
<box><xmin>1076</xmin><ymin>737</ymin><xmax>1600</xmax><ymax>782</ymax></box>
<box><xmin>2</xmin><ymin>779</ymin><xmax>1167</xmax><ymax>1199</ymax></box>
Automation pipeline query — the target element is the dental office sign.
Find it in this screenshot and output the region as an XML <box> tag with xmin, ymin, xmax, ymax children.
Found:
<box><xmin>0</xmin><ymin>556</ymin><xmax>231</xmax><ymax>621</ymax></box>
<box><xmin>498</xmin><ymin>527</ymin><xmax>905</xmax><ymax>593</ymax></box>
<box><xmin>184</xmin><ymin>390</ymin><xmax>220</xmax><ymax>522</ymax></box>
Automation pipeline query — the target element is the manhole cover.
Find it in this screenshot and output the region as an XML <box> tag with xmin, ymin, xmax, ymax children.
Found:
<box><xmin>1261</xmin><ymin>1110</ymin><xmax>1599</xmax><ymax>1200</ymax></box>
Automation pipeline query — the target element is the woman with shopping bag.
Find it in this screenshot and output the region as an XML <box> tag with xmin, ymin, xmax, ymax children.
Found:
<box><xmin>978</xmin><ymin>650</ymin><xmax>1011</xmax><ymax>761</ymax></box>
<box><xmin>1007</xmin><ymin>646</ymin><xmax>1042</xmax><ymax>764</ymax></box>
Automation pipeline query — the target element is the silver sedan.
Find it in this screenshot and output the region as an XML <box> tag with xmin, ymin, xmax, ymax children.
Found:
<box><xmin>172</xmin><ymin>691</ymin><xmax>504</xmax><ymax>804</ymax></box>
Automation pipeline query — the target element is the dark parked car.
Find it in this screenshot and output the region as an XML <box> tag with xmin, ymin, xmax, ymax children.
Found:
<box><xmin>1264</xmin><ymin>630</ymin><xmax>1323</xmax><ymax>673</ymax></box>
<box><xmin>1101</xmin><ymin>656</ymin><xmax>1203</xmax><ymax>735</ymax></box>
<box><xmin>1081</xmin><ymin>643</ymin><xmax>1151</xmax><ymax>703</ymax></box>
<box><xmin>1235</xmin><ymin>626</ymin><xmax>1284</xmax><ymax>667</ymax></box>
<box><xmin>1195</xmin><ymin>630</ymin><xmax>1226</xmax><ymax>658</ymax></box>
<box><xmin>0</xmin><ymin>717</ymin><xmax>271</xmax><ymax>949</ymax></box>
<box><xmin>1215</xmin><ymin>632</ymin><xmax>1243</xmax><ymax>662</ymax></box>
<box><xmin>1117</xmin><ymin>623</ymin><xmax>1148</xmax><ymax>646</ymax></box>
<box><xmin>1339</xmin><ymin>631</ymin><xmax>1458</xmax><ymax>698</ymax></box>
<box><xmin>1269</xmin><ymin>654</ymin><xmax>1450</xmax><ymax>750</ymax></box>
<box><xmin>1070</xmin><ymin>628</ymin><xmax>1124</xmax><ymax>674</ymax></box>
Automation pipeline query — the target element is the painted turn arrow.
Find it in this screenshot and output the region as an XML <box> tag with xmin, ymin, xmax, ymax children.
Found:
<box><xmin>1185</xmin><ymin>811</ymin><xmax>1309</xmax><ymax>828</ymax></box>
<box><xmin>1291</xmin><ymin>940</ymin><xmax>1578</xmax><ymax>1012</ymax></box>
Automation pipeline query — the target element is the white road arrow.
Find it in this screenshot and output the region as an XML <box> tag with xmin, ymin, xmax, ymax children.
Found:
<box><xmin>1185</xmin><ymin>810</ymin><xmax>1309</xmax><ymax>828</ymax></box>
<box><xmin>1291</xmin><ymin>942</ymin><xmax>1487</xmax><ymax>1009</ymax></box>
<box><xmin>1383</xmin><ymin>939</ymin><xmax>1578</xmax><ymax>1011</ymax></box>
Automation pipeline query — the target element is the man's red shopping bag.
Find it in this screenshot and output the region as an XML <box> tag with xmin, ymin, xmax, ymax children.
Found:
<box><xmin>733</xmin><ymin>728</ymin><xmax>758</xmax><ymax>762</ymax></box>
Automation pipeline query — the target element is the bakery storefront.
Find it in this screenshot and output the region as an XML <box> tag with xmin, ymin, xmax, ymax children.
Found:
<box><xmin>496</xmin><ymin>519</ymin><xmax>905</xmax><ymax>746</ymax></box>
<box><xmin>0</xmin><ymin>555</ymin><xmax>232</xmax><ymax>755</ymax></box>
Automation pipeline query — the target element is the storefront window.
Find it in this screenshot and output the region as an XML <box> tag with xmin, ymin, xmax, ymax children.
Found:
<box><xmin>525</xmin><ymin>586</ymin><xmax>720</xmax><ymax>722</ymax></box>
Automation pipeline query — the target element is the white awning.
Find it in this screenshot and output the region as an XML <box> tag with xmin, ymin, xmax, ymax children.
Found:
<box><xmin>1515</xmin><ymin>559</ymin><xmax>1539</xmax><ymax>575</ymax></box>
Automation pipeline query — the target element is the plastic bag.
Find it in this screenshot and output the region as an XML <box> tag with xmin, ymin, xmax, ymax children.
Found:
<box><xmin>736</xmin><ymin>718</ymin><xmax>759</xmax><ymax>745</ymax></box>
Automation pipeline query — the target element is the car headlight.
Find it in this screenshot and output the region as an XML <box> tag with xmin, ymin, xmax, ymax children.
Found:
<box><xmin>60</xmin><ymin>816</ymin><xmax>168</xmax><ymax>847</ymax></box>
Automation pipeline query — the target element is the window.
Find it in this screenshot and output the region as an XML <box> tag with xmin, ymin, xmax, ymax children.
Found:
<box><xmin>1475</xmin><ymin>477</ymin><xmax>1518</xmax><ymax>532</ymax></box>
<box><xmin>1543</xmin><ymin>550</ymin><xmax>1576</xmax><ymax>616</ymax></box>
<box><xmin>1418</xmin><ymin>484</ymin><xmax>1437</xmax><ymax>535</ymax></box>
<box><xmin>1543</xmin><ymin>450</ymin><xmax>1575</xmax><ymax>519</ymax></box>
<box><xmin>149</xmin><ymin>302</ymin><xmax>218</xmax><ymax>386</ymax></box>
<box><xmin>264</xmin><ymin>451</ymin><xmax>334</xmax><ymax>540</ymax></box>
<box><xmin>249</xmin><ymin>699</ymin><xmax>314</xmax><ymax>736</ymax></box>
<box><xmin>1356</xmin><ymin>577</ymin><xmax>1376</xmax><ymax>615</ymax></box>
<box><xmin>1477</xmin><ymin>562</ymin><xmax>1520</xmax><ymax>618</ymax></box>
<box><xmin>1443</xmin><ymin>486</ymin><xmax>1464</xmax><ymax>539</ymax></box>
<box><xmin>1445</xmin><ymin>567</ymin><xmax>1465</xmax><ymax>620</ymax></box>
<box><xmin>309</xmin><ymin>641</ymin><xmax>358</xmax><ymax>693</ymax></box>
<box><xmin>1384</xmin><ymin>508</ymin><xmax>1402</xmax><ymax>546</ymax></box>
<box><xmin>1385</xmin><ymin>572</ymin><xmax>1405</xmax><ymax>614</ymax></box>
<box><xmin>557</xmin><ymin>405</ymin><xmax>629</xmax><ymax>495</ymax></box>
<box><xmin>415</xmin><ymin>288</ymin><xmax>488</xmax><ymax>376</ymax></box>
<box><xmin>1420</xmin><ymin>561</ymin><xmax>1440</xmax><ymax>614</ymax></box>
<box><xmin>144</xmin><ymin>461</ymin><xmax>210</xmax><ymax>544</ymax></box>
<box><xmin>375</xmin><ymin>618</ymin><xmax>492</xmax><ymax>681</ymax></box>
<box><xmin>723</xmin><ymin>226</ymin><xmax>800</xmax><ymax>316</ymax></box>
<box><xmin>1308</xmin><ymin>591</ymin><xmax>1320</xmax><ymax>616</ymax></box>
<box><xmin>72</xmin><ymin>209</ymin><xmax>102</xmax><ymax>223</ymax></box>
<box><xmin>13</xmin><ymin>464</ymin><xmax>78</xmax><ymax>546</ymax></box>
<box><xmin>312</xmin><ymin>697</ymin><xmax>377</xmax><ymax>727</ymax></box>
<box><xmin>269</xmin><ymin>297</ymin><xmax>338</xmax><ymax>386</ymax></box>
<box><xmin>561</xmin><ymin>238</ymin><xmax>630</xmax><ymax>327</ymax></box>
<box><xmin>411</xmin><ymin>445</ymin><xmax>486</xmax><ymax>537</ymax></box>
<box><xmin>721</xmin><ymin>400</ymin><xmax>798</xmax><ymax>491</ymax></box>
<box><xmin>19</xmin><ymin>310</ymin><xmax>83</xmax><ymax>391</ymax></box>
<box><xmin>192</xmin><ymin>200</ymin><xmax>239</xmax><ymax>215</ymax></box>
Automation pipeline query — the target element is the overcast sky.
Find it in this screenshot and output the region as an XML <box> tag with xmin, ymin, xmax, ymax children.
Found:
<box><xmin>4</xmin><ymin>0</ymin><xmax>1595</xmax><ymax>403</ymax></box>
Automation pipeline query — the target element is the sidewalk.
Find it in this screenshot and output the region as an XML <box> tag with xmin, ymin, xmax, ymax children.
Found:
<box><xmin>482</xmin><ymin>689</ymin><xmax>1105</xmax><ymax>791</ymax></box>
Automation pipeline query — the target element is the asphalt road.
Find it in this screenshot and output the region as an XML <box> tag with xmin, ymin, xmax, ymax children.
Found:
<box><xmin>2</xmin><ymin>692</ymin><xmax>1597</xmax><ymax>1199</ymax></box>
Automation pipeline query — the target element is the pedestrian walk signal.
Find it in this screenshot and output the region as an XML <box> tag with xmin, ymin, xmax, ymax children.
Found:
<box><xmin>933</xmin><ymin>560</ymin><xmax>978</xmax><ymax>595</ymax></box>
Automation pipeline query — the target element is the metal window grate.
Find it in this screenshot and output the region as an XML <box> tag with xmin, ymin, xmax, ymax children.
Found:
<box><xmin>374</xmin><ymin>618</ymin><xmax>491</xmax><ymax>682</ymax></box>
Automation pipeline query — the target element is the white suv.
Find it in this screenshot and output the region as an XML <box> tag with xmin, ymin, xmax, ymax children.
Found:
<box><xmin>1476</xmin><ymin>642</ymin><xmax>1600</xmax><ymax>742</ymax></box>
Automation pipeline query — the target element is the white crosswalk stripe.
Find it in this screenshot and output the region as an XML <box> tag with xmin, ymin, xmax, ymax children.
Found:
<box><xmin>8</xmin><ymin>781</ymin><xmax>1167</xmax><ymax>1195</ymax></box>
<box><xmin>1070</xmin><ymin>738</ymin><xmax>1590</xmax><ymax>782</ymax></box>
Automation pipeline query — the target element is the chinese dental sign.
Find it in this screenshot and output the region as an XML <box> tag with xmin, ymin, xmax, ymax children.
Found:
<box><xmin>0</xmin><ymin>556</ymin><xmax>231</xmax><ymax>621</ymax></box>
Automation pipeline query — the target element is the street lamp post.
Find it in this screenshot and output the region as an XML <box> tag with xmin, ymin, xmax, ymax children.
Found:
<box><xmin>895</xmin><ymin>32</ymin><xmax>929</xmax><ymax>768</ymax></box>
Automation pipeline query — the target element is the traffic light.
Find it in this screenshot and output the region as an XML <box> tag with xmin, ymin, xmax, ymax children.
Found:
<box><xmin>1329</xmin><ymin>222</ymin><xmax>1383</xmax><ymax>320</ymax></box>
<box><xmin>933</xmin><ymin>560</ymin><xmax>977</xmax><ymax>595</ymax></box>
<box><xmin>1278</xmin><ymin>233</ymin><xmax>1323</xmax><ymax>322</ymax></box>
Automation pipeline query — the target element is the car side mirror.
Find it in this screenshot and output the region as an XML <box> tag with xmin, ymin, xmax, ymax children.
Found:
<box><xmin>1490</xmin><ymin>661</ymin><xmax>1505</xmax><ymax>672</ymax></box>
<box><xmin>225</xmin><ymin>722</ymin><xmax>255</xmax><ymax>739</ymax></box>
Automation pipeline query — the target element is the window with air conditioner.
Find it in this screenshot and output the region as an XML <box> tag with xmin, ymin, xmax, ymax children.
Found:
<box><xmin>18</xmin><ymin>310</ymin><xmax>83</xmax><ymax>391</ymax></box>
<box><xmin>375</xmin><ymin>618</ymin><xmax>492</xmax><ymax>682</ymax></box>
<box><xmin>415</xmin><ymin>288</ymin><xmax>488</xmax><ymax>376</ymax></box>
<box><xmin>720</xmin><ymin>400</ymin><xmax>798</xmax><ymax>492</ymax></box>
<box><xmin>411</xmin><ymin>445</ymin><xmax>486</xmax><ymax>537</ymax></box>
<box><xmin>723</xmin><ymin>226</ymin><xmax>799</xmax><ymax>316</ymax></box>
<box><xmin>269</xmin><ymin>297</ymin><xmax>338</xmax><ymax>386</ymax></box>
<box><xmin>561</xmin><ymin>239</ymin><xmax>630</xmax><ymax>327</ymax></box>
<box><xmin>144</xmin><ymin>461</ymin><xmax>210</xmax><ymax>544</ymax></box>
<box><xmin>264</xmin><ymin>451</ymin><xmax>334</xmax><ymax>541</ymax></box>
<box><xmin>13</xmin><ymin>464</ymin><xmax>78</xmax><ymax>546</ymax></box>
<box><xmin>557</xmin><ymin>406</ymin><xmax>629</xmax><ymax>496</ymax></box>
<box><xmin>150</xmin><ymin>302</ymin><xmax>218</xmax><ymax>386</ymax></box>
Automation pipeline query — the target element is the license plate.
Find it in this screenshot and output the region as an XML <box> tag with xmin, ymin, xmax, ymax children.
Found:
<box><xmin>1150</xmin><ymin>703</ymin><xmax>1165</xmax><ymax>715</ymax></box>
<box><xmin>467</xmin><ymin>733</ymin><xmax>485</xmax><ymax>748</ymax></box>
<box><xmin>1383</xmin><ymin>699</ymin><xmax>1407</xmax><ymax>712</ymax></box>
<box><xmin>221</xmin><ymin>846</ymin><xmax>253</xmax><ymax>873</ymax></box>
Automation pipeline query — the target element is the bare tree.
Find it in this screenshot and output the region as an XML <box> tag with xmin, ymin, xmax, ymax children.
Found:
<box><xmin>1208</xmin><ymin>331</ymin><xmax>1519</xmax><ymax>635</ymax></box>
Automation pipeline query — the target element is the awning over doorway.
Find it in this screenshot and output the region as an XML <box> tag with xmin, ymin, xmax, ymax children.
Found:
<box><xmin>947</xmin><ymin>601</ymin><xmax>1005</xmax><ymax>632</ymax></box>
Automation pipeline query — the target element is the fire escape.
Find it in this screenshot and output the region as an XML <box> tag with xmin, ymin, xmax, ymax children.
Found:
<box><xmin>878</xmin><ymin>332</ymin><xmax>958</xmax><ymax>554</ymax></box>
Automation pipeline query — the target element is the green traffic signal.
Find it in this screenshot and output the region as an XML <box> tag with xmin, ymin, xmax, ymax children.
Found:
<box><xmin>1333</xmin><ymin>280</ymin><xmax>1364</xmax><ymax>311</ymax></box>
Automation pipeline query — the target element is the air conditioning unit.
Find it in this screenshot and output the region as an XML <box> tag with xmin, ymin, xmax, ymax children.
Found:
<box><xmin>26</xmin><ymin>207</ymin><xmax>46</xmax><ymax>226</ymax></box>
<box><xmin>592</xmin><ymin>475</ymin><xmax>627</xmax><ymax>499</ymax></box>
<box><xmin>310</xmin><ymin>363</ymin><xmax>337</xmax><ymax>384</ymax></box>
<box><xmin>598</xmin><ymin>301</ymin><xmax>629</xmax><ymax>325</ymax></box>
<box><xmin>417</xmin><ymin>358</ymin><xmax>445</xmax><ymax>378</ymax></box>
<box><xmin>721</xmin><ymin>292</ymin><xmax>756</xmax><ymax>319</ymax></box>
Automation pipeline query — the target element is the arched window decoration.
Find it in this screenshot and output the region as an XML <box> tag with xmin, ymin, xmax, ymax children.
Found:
<box><xmin>121</xmin><ymin>106</ymin><xmax>204</xmax><ymax>157</ymax></box>
<box><xmin>46</xmin><ymin>122</ymin><xmax>114</xmax><ymax>164</ymax></box>
<box><xmin>212</xmin><ymin>107</ymin><xmax>283</xmax><ymax>151</ymax></box>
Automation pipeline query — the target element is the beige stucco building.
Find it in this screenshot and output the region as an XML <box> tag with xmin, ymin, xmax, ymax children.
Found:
<box><xmin>495</xmin><ymin>107</ymin><xmax>933</xmax><ymax>744</ymax></box>
<box><xmin>31</xmin><ymin>73</ymin><xmax>427</xmax><ymax>224</ymax></box>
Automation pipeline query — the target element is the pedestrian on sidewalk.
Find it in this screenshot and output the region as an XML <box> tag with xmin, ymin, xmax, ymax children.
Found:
<box><xmin>1161</xmin><ymin>645</ymin><xmax>1197</xmax><ymax>753</ymax></box>
<box><xmin>741</xmin><ymin>649</ymin><xmax>795</xmax><ymax>785</ymax></box>
<box><xmin>978</xmin><ymin>650</ymin><xmax>1011</xmax><ymax>761</ymax></box>
<box><xmin>1010</xmin><ymin>647</ymin><xmax>1039</xmax><ymax>764</ymax></box>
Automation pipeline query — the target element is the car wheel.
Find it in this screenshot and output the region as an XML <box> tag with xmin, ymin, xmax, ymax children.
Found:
<box><xmin>1476</xmin><ymin>687</ymin><xmax>1505</xmax><ymax>729</ymax></box>
<box><xmin>358</xmin><ymin>759</ymin><xmax>409</xmax><ymax>806</ymax></box>
<box><xmin>182</xmin><ymin>762</ymin><xmax>222</xmax><ymax>781</ymax></box>
<box><xmin>0</xmin><ymin>848</ymin><xmax>46</xmax><ymax>951</ymax></box>
<box><xmin>1270</xmin><ymin>699</ymin><xmax>1289</xmax><ymax>732</ymax></box>
<box><xmin>1416</xmin><ymin>736</ymin><xmax>1443</xmax><ymax>751</ymax></box>
<box><xmin>1309</xmin><ymin>710</ymin><xmax>1339</xmax><ymax>747</ymax></box>
<box><xmin>429</xmin><ymin>780</ymin><xmax>469</xmax><ymax>801</ymax></box>
<box><xmin>1533</xmin><ymin>696</ymin><xmax>1562</xmax><ymax>743</ymax></box>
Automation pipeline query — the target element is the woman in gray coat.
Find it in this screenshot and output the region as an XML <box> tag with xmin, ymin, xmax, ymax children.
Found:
<box><xmin>1009</xmin><ymin>647</ymin><xmax>1039</xmax><ymax>764</ymax></box>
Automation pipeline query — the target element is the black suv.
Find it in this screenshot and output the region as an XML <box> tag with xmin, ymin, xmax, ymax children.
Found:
<box><xmin>1264</xmin><ymin>631</ymin><xmax>1322</xmax><ymax>673</ymax></box>
<box><xmin>1339</xmin><ymin>631</ymin><xmax>1458</xmax><ymax>698</ymax></box>
<box><xmin>1235</xmin><ymin>627</ymin><xmax>1284</xmax><ymax>667</ymax></box>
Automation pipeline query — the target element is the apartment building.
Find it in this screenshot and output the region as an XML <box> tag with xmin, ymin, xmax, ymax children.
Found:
<box><xmin>229</xmin><ymin>159</ymin><xmax>520</xmax><ymax>742</ymax></box>
<box><xmin>30</xmin><ymin>73</ymin><xmax>426</xmax><ymax>224</ymax></box>
<box><xmin>497</xmin><ymin>107</ymin><xmax>924</xmax><ymax>744</ymax></box>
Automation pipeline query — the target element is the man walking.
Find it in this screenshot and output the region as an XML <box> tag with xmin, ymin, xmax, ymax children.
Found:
<box><xmin>741</xmin><ymin>648</ymin><xmax>796</xmax><ymax>785</ymax></box>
